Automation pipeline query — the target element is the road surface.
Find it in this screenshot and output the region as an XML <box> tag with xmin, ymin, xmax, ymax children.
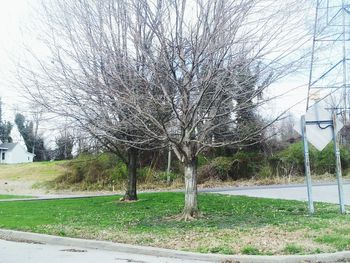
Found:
<box><xmin>0</xmin><ymin>239</ymin><xmax>208</xmax><ymax>263</ymax></box>
<box><xmin>209</xmin><ymin>182</ymin><xmax>350</xmax><ymax>204</ymax></box>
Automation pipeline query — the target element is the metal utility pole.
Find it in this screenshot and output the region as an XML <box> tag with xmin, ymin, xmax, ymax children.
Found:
<box><xmin>307</xmin><ymin>0</ymin><xmax>350</xmax><ymax>124</ymax></box>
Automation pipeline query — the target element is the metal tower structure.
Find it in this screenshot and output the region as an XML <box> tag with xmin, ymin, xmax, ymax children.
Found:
<box><xmin>307</xmin><ymin>0</ymin><xmax>350</xmax><ymax>122</ymax></box>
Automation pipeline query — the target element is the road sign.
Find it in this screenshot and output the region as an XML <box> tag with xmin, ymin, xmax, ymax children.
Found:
<box><xmin>297</xmin><ymin>105</ymin><xmax>346</xmax><ymax>214</ymax></box>
<box><xmin>295</xmin><ymin>103</ymin><xmax>343</xmax><ymax>151</ymax></box>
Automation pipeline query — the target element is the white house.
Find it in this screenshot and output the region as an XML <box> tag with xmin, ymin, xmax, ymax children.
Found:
<box><xmin>0</xmin><ymin>142</ymin><xmax>35</xmax><ymax>164</ymax></box>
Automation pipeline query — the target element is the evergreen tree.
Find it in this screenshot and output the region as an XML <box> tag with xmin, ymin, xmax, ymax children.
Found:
<box><xmin>233</xmin><ymin>64</ymin><xmax>269</xmax><ymax>151</ymax></box>
<box><xmin>55</xmin><ymin>133</ymin><xmax>74</xmax><ymax>160</ymax></box>
<box><xmin>15</xmin><ymin>113</ymin><xmax>46</xmax><ymax>161</ymax></box>
<box><xmin>0</xmin><ymin>98</ymin><xmax>13</xmax><ymax>143</ymax></box>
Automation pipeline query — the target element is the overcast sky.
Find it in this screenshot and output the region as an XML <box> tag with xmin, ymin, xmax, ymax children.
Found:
<box><xmin>0</xmin><ymin>0</ymin><xmax>33</xmax><ymax>115</ymax></box>
<box><xmin>0</xmin><ymin>0</ymin><xmax>311</xmax><ymax>130</ymax></box>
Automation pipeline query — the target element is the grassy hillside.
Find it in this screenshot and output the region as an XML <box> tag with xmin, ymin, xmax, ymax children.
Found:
<box><xmin>0</xmin><ymin>161</ymin><xmax>68</xmax><ymax>182</ymax></box>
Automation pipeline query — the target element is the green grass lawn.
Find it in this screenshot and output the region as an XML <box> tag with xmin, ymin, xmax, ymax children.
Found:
<box><xmin>0</xmin><ymin>195</ymin><xmax>32</xmax><ymax>200</ymax></box>
<box><xmin>0</xmin><ymin>192</ymin><xmax>348</xmax><ymax>255</ymax></box>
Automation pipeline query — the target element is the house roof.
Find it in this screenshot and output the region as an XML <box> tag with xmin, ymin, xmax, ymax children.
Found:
<box><xmin>0</xmin><ymin>143</ymin><xmax>35</xmax><ymax>156</ymax></box>
<box><xmin>0</xmin><ymin>143</ymin><xmax>18</xmax><ymax>151</ymax></box>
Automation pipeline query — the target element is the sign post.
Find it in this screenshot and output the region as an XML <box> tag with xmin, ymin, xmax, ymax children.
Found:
<box><xmin>295</xmin><ymin>103</ymin><xmax>345</xmax><ymax>214</ymax></box>
<box><xmin>301</xmin><ymin>115</ymin><xmax>314</xmax><ymax>214</ymax></box>
<box><xmin>332</xmin><ymin>112</ymin><xmax>346</xmax><ymax>214</ymax></box>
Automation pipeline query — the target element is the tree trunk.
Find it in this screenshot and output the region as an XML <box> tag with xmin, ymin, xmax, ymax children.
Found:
<box><xmin>122</xmin><ymin>148</ymin><xmax>138</xmax><ymax>201</ymax></box>
<box><xmin>182</xmin><ymin>157</ymin><xmax>199</xmax><ymax>219</ymax></box>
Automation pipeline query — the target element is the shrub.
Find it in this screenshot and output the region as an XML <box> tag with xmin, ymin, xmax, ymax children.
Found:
<box><xmin>55</xmin><ymin>153</ymin><xmax>125</xmax><ymax>188</ymax></box>
<box><xmin>137</xmin><ymin>166</ymin><xmax>153</xmax><ymax>182</ymax></box>
<box><xmin>230</xmin><ymin>152</ymin><xmax>263</xmax><ymax>180</ymax></box>
<box><xmin>154</xmin><ymin>171</ymin><xmax>179</xmax><ymax>183</ymax></box>
<box><xmin>258</xmin><ymin>165</ymin><xmax>272</xmax><ymax>179</ymax></box>
<box><xmin>268</xmin><ymin>142</ymin><xmax>316</xmax><ymax>177</ymax></box>
<box><xmin>210</xmin><ymin>157</ymin><xmax>234</xmax><ymax>180</ymax></box>
<box><xmin>197</xmin><ymin>154</ymin><xmax>210</xmax><ymax>167</ymax></box>
<box><xmin>197</xmin><ymin>152</ymin><xmax>264</xmax><ymax>183</ymax></box>
<box><xmin>197</xmin><ymin>164</ymin><xmax>218</xmax><ymax>183</ymax></box>
<box><xmin>197</xmin><ymin>156</ymin><xmax>233</xmax><ymax>183</ymax></box>
<box><xmin>269</xmin><ymin>141</ymin><xmax>350</xmax><ymax>177</ymax></box>
<box><xmin>138</xmin><ymin>166</ymin><xmax>181</xmax><ymax>183</ymax></box>
<box><xmin>314</xmin><ymin>143</ymin><xmax>350</xmax><ymax>174</ymax></box>
<box><xmin>110</xmin><ymin>161</ymin><xmax>127</xmax><ymax>182</ymax></box>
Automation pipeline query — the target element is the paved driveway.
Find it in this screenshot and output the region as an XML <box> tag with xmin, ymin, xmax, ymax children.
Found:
<box><xmin>208</xmin><ymin>182</ymin><xmax>350</xmax><ymax>205</ymax></box>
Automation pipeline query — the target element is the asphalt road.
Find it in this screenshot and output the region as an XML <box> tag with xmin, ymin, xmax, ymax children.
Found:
<box><xmin>209</xmin><ymin>182</ymin><xmax>350</xmax><ymax>204</ymax></box>
<box><xmin>0</xmin><ymin>239</ymin><xmax>209</xmax><ymax>263</ymax></box>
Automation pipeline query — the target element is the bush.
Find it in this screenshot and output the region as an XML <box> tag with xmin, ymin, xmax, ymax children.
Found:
<box><xmin>55</xmin><ymin>153</ymin><xmax>126</xmax><ymax>189</ymax></box>
<box><xmin>197</xmin><ymin>164</ymin><xmax>218</xmax><ymax>183</ymax></box>
<box><xmin>197</xmin><ymin>154</ymin><xmax>210</xmax><ymax>167</ymax></box>
<box><xmin>230</xmin><ymin>152</ymin><xmax>263</xmax><ymax>179</ymax></box>
<box><xmin>137</xmin><ymin>166</ymin><xmax>180</xmax><ymax>183</ymax></box>
<box><xmin>268</xmin><ymin>142</ymin><xmax>315</xmax><ymax>177</ymax></box>
<box><xmin>269</xmin><ymin>141</ymin><xmax>350</xmax><ymax>177</ymax></box>
<box><xmin>197</xmin><ymin>156</ymin><xmax>234</xmax><ymax>183</ymax></box>
<box><xmin>197</xmin><ymin>152</ymin><xmax>264</xmax><ymax>183</ymax></box>
<box><xmin>54</xmin><ymin>153</ymin><xmax>183</xmax><ymax>190</ymax></box>
<box><xmin>110</xmin><ymin>161</ymin><xmax>127</xmax><ymax>182</ymax></box>
<box><xmin>137</xmin><ymin>166</ymin><xmax>153</xmax><ymax>182</ymax></box>
<box><xmin>154</xmin><ymin>171</ymin><xmax>179</xmax><ymax>183</ymax></box>
<box><xmin>210</xmin><ymin>157</ymin><xmax>234</xmax><ymax>180</ymax></box>
<box><xmin>258</xmin><ymin>165</ymin><xmax>272</xmax><ymax>179</ymax></box>
<box><xmin>315</xmin><ymin>143</ymin><xmax>350</xmax><ymax>174</ymax></box>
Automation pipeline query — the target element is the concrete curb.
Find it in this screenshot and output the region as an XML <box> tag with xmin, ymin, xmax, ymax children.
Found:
<box><xmin>0</xmin><ymin>229</ymin><xmax>350</xmax><ymax>263</ymax></box>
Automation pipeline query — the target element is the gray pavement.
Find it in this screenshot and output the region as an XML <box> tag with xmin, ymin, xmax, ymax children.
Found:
<box><xmin>209</xmin><ymin>182</ymin><xmax>350</xmax><ymax>204</ymax></box>
<box><xmin>0</xmin><ymin>239</ymin><xmax>204</xmax><ymax>263</ymax></box>
<box><xmin>0</xmin><ymin>229</ymin><xmax>227</xmax><ymax>263</ymax></box>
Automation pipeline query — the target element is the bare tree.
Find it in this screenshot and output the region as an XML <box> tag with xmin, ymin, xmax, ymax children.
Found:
<box><xmin>106</xmin><ymin>0</ymin><xmax>310</xmax><ymax>219</ymax></box>
<box><xmin>18</xmin><ymin>0</ymin><xmax>311</xmax><ymax>218</ymax></box>
<box><xmin>17</xmin><ymin>0</ymin><xmax>160</xmax><ymax>201</ymax></box>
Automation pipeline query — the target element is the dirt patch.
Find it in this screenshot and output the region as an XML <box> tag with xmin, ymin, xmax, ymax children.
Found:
<box><xmin>0</xmin><ymin>180</ymin><xmax>42</xmax><ymax>195</ymax></box>
<box><xmin>0</xmin><ymin>179</ymin><xmax>119</xmax><ymax>197</ymax></box>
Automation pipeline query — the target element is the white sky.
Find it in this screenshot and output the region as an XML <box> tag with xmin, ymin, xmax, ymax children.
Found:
<box><xmin>0</xmin><ymin>0</ymin><xmax>311</xmax><ymax>140</ymax></box>
<box><xmin>0</xmin><ymin>0</ymin><xmax>57</xmax><ymax>145</ymax></box>
<box><xmin>0</xmin><ymin>0</ymin><xmax>32</xmax><ymax>116</ymax></box>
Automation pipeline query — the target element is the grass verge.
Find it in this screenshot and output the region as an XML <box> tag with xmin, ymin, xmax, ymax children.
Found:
<box><xmin>0</xmin><ymin>192</ymin><xmax>349</xmax><ymax>255</ymax></box>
